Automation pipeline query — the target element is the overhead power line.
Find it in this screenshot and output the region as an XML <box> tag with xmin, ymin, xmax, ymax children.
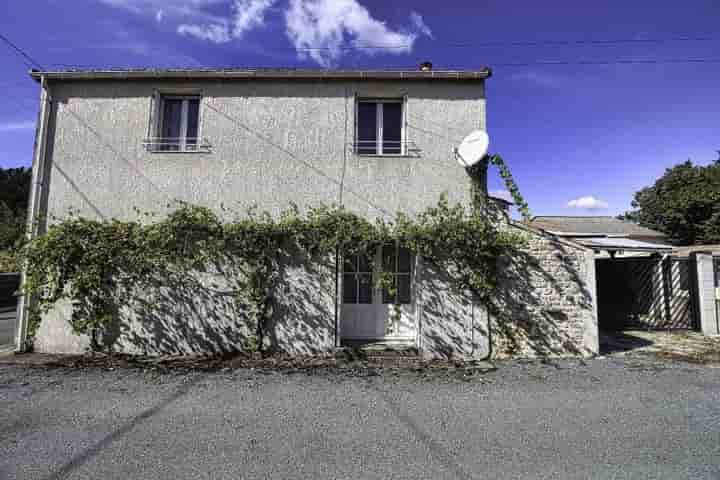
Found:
<box><xmin>0</xmin><ymin>32</ymin><xmax>44</xmax><ymax>70</ymax></box>
<box><xmin>295</xmin><ymin>35</ymin><xmax>715</xmax><ymax>51</ymax></box>
<box><xmin>492</xmin><ymin>57</ymin><xmax>720</xmax><ymax>66</ymax></box>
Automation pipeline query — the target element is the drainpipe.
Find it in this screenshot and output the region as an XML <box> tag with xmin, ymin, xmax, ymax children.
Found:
<box><xmin>15</xmin><ymin>75</ymin><xmax>52</xmax><ymax>352</ymax></box>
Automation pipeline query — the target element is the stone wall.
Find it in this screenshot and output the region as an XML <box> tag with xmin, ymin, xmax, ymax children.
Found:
<box><xmin>491</xmin><ymin>223</ymin><xmax>598</xmax><ymax>358</ymax></box>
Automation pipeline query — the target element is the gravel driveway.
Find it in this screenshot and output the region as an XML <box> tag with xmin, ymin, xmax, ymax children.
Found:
<box><xmin>1</xmin><ymin>357</ymin><xmax>719</xmax><ymax>479</ymax></box>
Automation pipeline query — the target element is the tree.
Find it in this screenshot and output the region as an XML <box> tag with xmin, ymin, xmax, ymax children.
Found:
<box><xmin>620</xmin><ymin>159</ymin><xmax>720</xmax><ymax>245</ymax></box>
<box><xmin>0</xmin><ymin>167</ymin><xmax>31</xmax><ymax>213</ymax></box>
<box><xmin>0</xmin><ymin>167</ymin><xmax>31</xmax><ymax>250</ymax></box>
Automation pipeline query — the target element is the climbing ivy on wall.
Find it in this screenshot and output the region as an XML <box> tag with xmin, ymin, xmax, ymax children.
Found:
<box><xmin>488</xmin><ymin>154</ymin><xmax>532</xmax><ymax>220</ymax></box>
<box><xmin>20</xmin><ymin>195</ymin><xmax>523</xmax><ymax>351</ymax></box>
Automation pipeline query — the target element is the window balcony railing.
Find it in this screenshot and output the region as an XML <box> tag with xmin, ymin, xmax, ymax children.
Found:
<box><xmin>142</xmin><ymin>137</ymin><xmax>212</xmax><ymax>153</ymax></box>
<box><xmin>352</xmin><ymin>140</ymin><xmax>417</xmax><ymax>156</ymax></box>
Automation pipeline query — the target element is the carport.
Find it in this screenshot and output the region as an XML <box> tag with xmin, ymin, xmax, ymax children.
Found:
<box><xmin>576</xmin><ymin>238</ymin><xmax>695</xmax><ymax>331</ymax></box>
<box><xmin>526</xmin><ymin>217</ymin><xmax>709</xmax><ymax>334</ymax></box>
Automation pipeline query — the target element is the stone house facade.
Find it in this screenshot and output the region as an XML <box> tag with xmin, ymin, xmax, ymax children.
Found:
<box><xmin>18</xmin><ymin>68</ymin><xmax>599</xmax><ymax>359</ymax></box>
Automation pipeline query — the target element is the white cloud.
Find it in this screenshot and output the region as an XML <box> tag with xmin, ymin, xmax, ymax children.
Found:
<box><xmin>177</xmin><ymin>0</ymin><xmax>275</xmax><ymax>43</ymax></box>
<box><xmin>0</xmin><ymin>121</ymin><xmax>35</xmax><ymax>132</ymax></box>
<box><xmin>409</xmin><ymin>11</ymin><xmax>432</xmax><ymax>39</ymax></box>
<box><xmin>99</xmin><ymin>0</ymin><xmax>432</xmax><ymax>66</ymax></box>
<box><xmin>233</xmin><ymin>0</ymin><xmax>276</xmax><ymax>37</ymax></box>
<box><xmin>98</xmin><ymin>0</ymin><xmax>228</xmax><ymax>25</ymax></box>
<box><xmin>178</xmin><ymin>23</ymin><xmax>232</xmax><ymax>43</ymax></box>
<box><xmin>489</xmin><ymin>189</ymin><xmax>513</xmax><ymax>203</ymax></box>
<box><xmin>567</xmin><ymin>196</ymin><xmax>609</xmax><ymax>210</ymax></box>
<box><xmin>285</xmin><ymin>0</ymin><xmax>432</xmax><ymax>67</ymax></box>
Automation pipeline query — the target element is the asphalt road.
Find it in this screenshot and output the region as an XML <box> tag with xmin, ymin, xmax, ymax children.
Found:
<box><xmin>1</xmin><ymin>357</ymin><xmax>719</xmax><ymax>479</ymax></box>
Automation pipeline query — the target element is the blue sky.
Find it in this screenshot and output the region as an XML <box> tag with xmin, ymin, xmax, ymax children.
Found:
<box><xmin>1</xmin><ymin>0</ymin><xmax>719</xmax><ymax>216</ymax></box>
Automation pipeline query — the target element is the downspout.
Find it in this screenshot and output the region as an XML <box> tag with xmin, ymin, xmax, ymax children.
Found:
<box><xmin>334</xmin><ymin>87</ymin><xmax>351</xmax><ymax>348</ymax></box>
<box><xmin>15</xmin><ymin>75</ymin><xmax>52</xmax><ymax>352</ymax></box>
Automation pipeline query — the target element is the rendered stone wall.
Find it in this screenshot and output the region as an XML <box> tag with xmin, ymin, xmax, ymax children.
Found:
<box><xmin>32</xmin><ymin>224</ymin><xmax>599</xmax><ymax>359</ymax></box>
<box><xmin>33</xmin><ymin>253</ymin><xmax>336</xmax><ymax>356</ymax></box>
<box><xmin>40</xmin><ymin>79</ymin><xmax>485</xmax><ymax>225</ymax></box>
<box><xmin>415</xmin><ymin>259</ymin><xmax>490</xmax><ymax>360</ymax></box>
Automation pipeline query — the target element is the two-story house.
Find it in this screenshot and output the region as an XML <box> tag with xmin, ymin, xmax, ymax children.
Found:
<box><xmin>18</xmin><ymin>66</ymin><xmax>600</xmax><ymax>359</ymax></box>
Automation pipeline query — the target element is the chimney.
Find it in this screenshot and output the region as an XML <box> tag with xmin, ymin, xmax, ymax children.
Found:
<box><xmin>419</xmin><ymin>61</ymin><xmax>432</xmax><ymax>72</ymax></box>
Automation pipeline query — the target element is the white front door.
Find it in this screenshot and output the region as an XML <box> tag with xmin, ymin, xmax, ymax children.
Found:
<box><xmin>341</xmin><ymin>246</ymin><xmax>416</xmax><ymax>341</ymax></box>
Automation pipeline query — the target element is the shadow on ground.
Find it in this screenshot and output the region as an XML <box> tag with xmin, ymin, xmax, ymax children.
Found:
<box><xmin>599</xmin><ymin>330</ymin><xmax>655</xmax><ymax>355</ymax></box>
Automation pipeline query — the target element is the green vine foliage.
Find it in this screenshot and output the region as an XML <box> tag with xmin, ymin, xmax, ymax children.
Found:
<box><xmin>488</xmin><ymin>154</ymin><xmax>532</xmax><ymax>220</ymax></box>
<box><xmin>21</xmin><ymin>195</ymin><xmax>523</xmax><ymax>351</ymax></box>
<box><xmin>0</xmin><ymin>249</ymin><xmax>20</xmax><ymax>273</ymax></box>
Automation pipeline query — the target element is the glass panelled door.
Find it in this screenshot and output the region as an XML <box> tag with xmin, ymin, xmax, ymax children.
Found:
<box><xmin>340</xmin><ymin>246</ymin><xmax>416</xmax><ymax>340</ymax></box>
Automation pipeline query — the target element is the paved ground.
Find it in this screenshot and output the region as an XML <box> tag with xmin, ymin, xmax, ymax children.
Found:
<box><xmin>2</xmin><ymin>356</ymin><xmax>720</xmax><ymax>480</ymax></box>
<box><xmin>601</xmin><ymin>329</ymin><xmax>720</xmax><ymax>363</ymax></box>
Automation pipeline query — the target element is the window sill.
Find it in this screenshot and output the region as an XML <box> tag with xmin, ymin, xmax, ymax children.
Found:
<box><xmin>355</xmin><ymin>153</ymin><xmax>412</xmax><ymax>158</ymax></box>
<box><xmin>146</xmin><ymin>149</ymin><xmax>213</xmax><ymax>154</ymax></box>
<box><xmin>142</xmin><ymin>138</ymin><xmax>212</xmax><ymax>154</ymax></box>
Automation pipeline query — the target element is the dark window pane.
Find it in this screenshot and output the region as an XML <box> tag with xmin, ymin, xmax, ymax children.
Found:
<box><xmin>397</xmin><ymin>247</ymin><xmax>412</xmax><ymax>273</ymax></box>
<box><xmin>357</xmin><ymin>102</ymin><xmax>377</xmax><ymax>154</ymax></box>
<box><xmin>160</xmin><ymin>98</ymin><xmax>183</xmax><ymax>151</ymax></box>
<box><xmin>382</xmin><ymin>279</ymin><xmax>395</xmax><ymax>304</ymax></box>
<box><xmin>343</xmin><ymin>274</ymin><xmax>357</xmax><ymax>304</ymax></box>
<box><xmin>397</xmin><ymin>275</ymin><xmax>411</xmax><ymax>304</ymax></box>
<box><xmin>357</xmin><ymin>252</ymin><xmax>371</xmax><ymax>273</ymax></box>
<box><xmin>186</xmin><ymin>99</ymin><xmax>200</xmax><ymax>146</ymax></box>
<box><xmin>382</xmin><ymin>244</ymin><xmax>395</xmax><ymax>272</ymax></box>
<box><xmin>343</xmin><ymin>256</ymin><xmax>356</xmax><ymax>273</ymax></box>
<box><xmin>382</xmin><ymin>102</ymin><xmax>402</xmax><ymax>154</ymax></box>
<box><xmin>358</xmin><ymin>274</ymin><xmax>373</xmax><ymax>304</ymax></box>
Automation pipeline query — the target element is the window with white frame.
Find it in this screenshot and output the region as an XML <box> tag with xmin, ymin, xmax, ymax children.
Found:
<box><xmin>356</xmin><ymin>99</ymin><xmax>404</xmax><ymax>155</ymax></box>
<box><xmin>342</xmin><ymin>246</ymin><xmax>413</xmax><ymax>305</ymax></box>
<box><xmin>155</xmin><ymin>95</ymin><xmax>201</xmax><ymax>151</ymax></box>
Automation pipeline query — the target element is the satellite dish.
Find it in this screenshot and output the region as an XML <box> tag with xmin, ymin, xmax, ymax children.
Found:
<box><xmin>456</xmin><ymin>130</ymin><xmax>489</xmax><ymax>167</ymax></box>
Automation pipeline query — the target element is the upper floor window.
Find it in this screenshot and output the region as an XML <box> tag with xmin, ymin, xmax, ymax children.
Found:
<box><xmin>356</xmin><ymin>99</ymin><xmax>404</xmax><ymax>156</ymax></box>
<box><xmin>155</xmin><ymin>95</ymin><xmax>201</xmax><ymax>152</ymax></box>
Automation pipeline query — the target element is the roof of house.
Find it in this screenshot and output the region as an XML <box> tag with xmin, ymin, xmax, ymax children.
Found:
<box><xmin>527</xmin><ymin>216</ymin><xmax>666</xmax><ymax>238</ymax></box>
<box><xmin>30</xmin><ymin>67</ymin><xmax>492</xmax><ymax>83</ymax></box>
